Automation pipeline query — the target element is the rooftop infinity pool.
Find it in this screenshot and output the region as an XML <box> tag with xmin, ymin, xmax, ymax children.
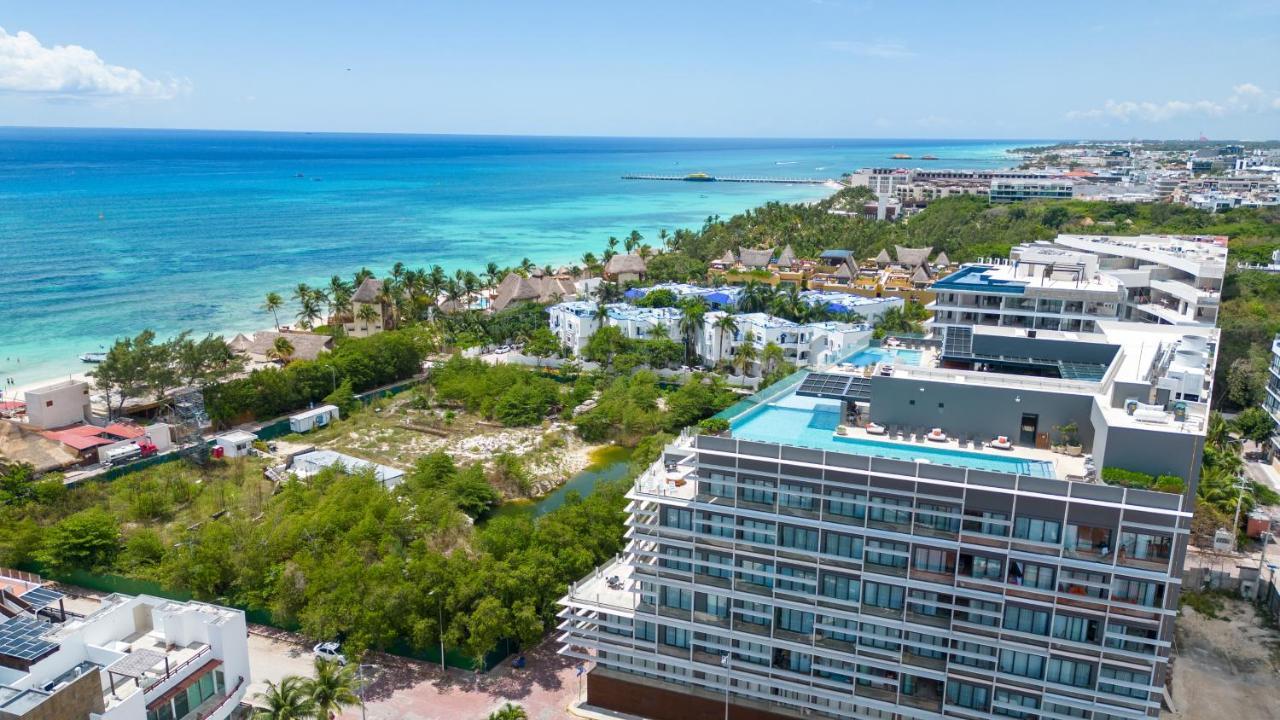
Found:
<box><xmin>730</xmin><ymin>395</ymin><xmax>1056</xmax><ymax>478</ymax></box>
<box><xmin>843</xmin><ymin>347</ymin><xmax>923</xmax><ymax>367</ymax></box>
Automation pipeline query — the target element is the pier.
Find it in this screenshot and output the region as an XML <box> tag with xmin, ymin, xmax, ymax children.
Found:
<box><xmin>622</xmin><ymin>173</ymin><xmax>833</xmax><ymax>185</ymax></box>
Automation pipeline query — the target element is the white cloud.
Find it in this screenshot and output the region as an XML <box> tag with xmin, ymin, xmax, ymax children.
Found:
<box><xmin>825</xmin><ymin>40</ymin><xmax>915</xmax><ymax>59</ymax></box>
<box><xmin>1067</xmin><ymin>84</ymin><xmax>1280</xmax><ymax>124</ymax></box>
<box><xmin>0</xmin><ymin>27</ymin><xmax>188</xmax><ymax>100</ymax></box>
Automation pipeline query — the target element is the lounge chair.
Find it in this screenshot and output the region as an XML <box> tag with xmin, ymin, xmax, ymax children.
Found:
<box><xmin>927</xmin><ymin>428</ymin><xmax>947</xmax><ymax>443</ymax></box>
<box><xmin>916</xmin><ymin>426</ymin><xmax>927</xmax><ymax>443</ymax></box>
<box><xmin>990</xmin><ymin>435</ymin><xmax>1013</xmax><ymax>451</ymax></box>
<box><xmin>866</xmin><ymin>422</ymin><xmax>887</xmax><ymax>436</ymax></box>
<box><xmin>957</xmin><ymin>435</ymin><xmax>968</xmax><ymax>448</ymax></box>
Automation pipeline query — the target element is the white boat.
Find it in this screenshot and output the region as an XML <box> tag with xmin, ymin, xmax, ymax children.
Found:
<box><xmin>80</xmin><ymin>352</ymin><xmax>107</xmax><ymax>364</ymax></box>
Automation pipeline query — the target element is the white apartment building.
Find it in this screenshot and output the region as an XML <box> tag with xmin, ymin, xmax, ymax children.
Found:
<box><xmin>548</xmin><ymin>301</ymin><xmax>870</xmax><ymax>371</ymax></box>
<box><xmin>931</xmin><ymin>235</ymin><xmax>1226</xmax><ymax>337</ymax></box>
<box><xmin>989</xmin><ymin>179</ymin><xmax>1074</xmax><ymax>203</ymax></box>
<box><xmin>1264</xmin><ymin>334</ymin><xmax>1280</xmax><ymax>459</ymax></box>
<box><xmin>561</xmin><ymin>321</ymin><xmax>1215</xmax><ymax>720</ymax></box>
<box><xmin>0</xmin><ymin>587</ymin><xmax>249</xmax><ymax>720</ymax></box>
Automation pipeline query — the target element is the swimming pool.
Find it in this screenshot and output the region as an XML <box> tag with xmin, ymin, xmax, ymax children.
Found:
<box><xmin>844</xmin><ymin>347</ymin><xmax>923</xmax><ymax>367</ymax></box>
<box><xmin>730</xmin><ymin>395</ymin><xmax>1056</xmax><ymax>478</ymax></box>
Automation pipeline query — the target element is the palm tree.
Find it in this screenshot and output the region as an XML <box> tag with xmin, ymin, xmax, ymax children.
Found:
<box><xmin>487</xmin><ymin>703</ymin><xmax>528</xmax><ymax>720</ymax></box>
<box><xmin>484</xmin><ymin>262</ymin><xmax>501</xmax><ymax>290</ymax></box>
<box><xmin>606</xmin><ymin>236</ymin><xmax>619</xmax><ymax>255</ymax></box>
<box><xmin>762</xmin><ymin>341</ymin><xmax>785</xmax><ymax>376</ymax></box>
<box><xmin>353</xmin><ymin>267</ymin><xmax>375</xmax><ymax>287</ymax></box>
<box><xmin>262</xmin><ymin>292</ymin><xmax>284</xmax><ymax>331</ymax></box>
<box><xmin>327</xmin><ymin>276</ymin><xmax>352</xmax><ymax>322</ymax></box>
<box><xmin>306</xmin><ymin>659</ymin><xmax>361</xmax><ymax>720</ymax></box>
<box><xmin>519</xmin><ymin>257</ymin><xmax>535</xmax><ymax>273</ymax></box>
<box><xmin>735</xmin><ymin>330</ymin><xmax>759</xmax><ymax>377</ymax></box>
<box><xmin>377</xmin><ymin>279</ymin><xmax>399</xmax><ymax>329</ymax></box>
<box><xmin>593</xmin><ymin>302</ymin><xmax>610</xmax><ymax>326</ymax></box>
<box><xmin>581</xmin><ymin>252</ymin><xmax>598</xmax><ymax>275</ymax></box>
<box><xmin>657</xmin><ymin>228</ymin><xmax>671</xmax><ymax>250</ymax></box>
<box><xmin>713</xmin><ymin>314</ymin><xmax>739</xmax><ymax>362</ymax></box>
<box><xmin>254</xmin><ymin>676</ymin><xmax>315</xmax><ymax>719</ymax></box>
<box><xmin>296</xmin><ymin>297</ymin><xmax>322</xmax><ymax>330</ymax></box>
<box><xmin>648</xmin><ymin>322</ymin><xmax>669</xmax><ymax>341</ymax></box>
<box><xmin>357</xmin><ymin>303</ymin><xmax>380</xmax><ymax>332</ymax></box>
<box><xmin>738</xmin><ymin>281</ymin><xmax>775</xmax><ymax>314</ymax></box>
<box><xmin>291</xmin><ymin>282</ymin><xmax>313</xmax><ymax>307</ymax></box>
<box><xmin>677</xmin><ymin>300</ymin><xmax>706</xmax><ymax>365</ymax></box>
<box><xmin>624</xmin><ymin>230</ymin><xmax>642</xmax><ymax>253</ymax></box>
<box><xmin>268</xmin><ymin>336</ymin><xmax>295</xmax><ymax>364</ymax></box>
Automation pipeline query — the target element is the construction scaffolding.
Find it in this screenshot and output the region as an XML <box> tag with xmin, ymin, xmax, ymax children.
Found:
<box><xmin>171</xmin><ymin>388</ymin><xmax>210</xmax><ymax>464</ymax></box>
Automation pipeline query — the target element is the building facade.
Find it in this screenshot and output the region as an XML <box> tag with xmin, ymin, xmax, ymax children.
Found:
<box><xmin>561</xmin><ymin>323</ymin><xmax>1212</xmax><ymax>720</ymax></box>
<box><xmin>989</xmin><ymin>180</ymin><xmax>1075</xmax><ymax>203</ymax></box>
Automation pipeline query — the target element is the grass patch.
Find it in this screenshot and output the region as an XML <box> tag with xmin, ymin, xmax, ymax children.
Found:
<box><xmin>1180</xmin><ymin>588</ymin><xmax>1234</xmax><ymax>619</ymax></box>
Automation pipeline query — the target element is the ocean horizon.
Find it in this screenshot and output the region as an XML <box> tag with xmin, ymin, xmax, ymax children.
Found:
<box><xmin>0</xmin><ymin>129</ymin><xmax>1031</xmax><ymax>387</ymax></box>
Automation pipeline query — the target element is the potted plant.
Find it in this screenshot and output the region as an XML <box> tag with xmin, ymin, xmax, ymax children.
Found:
<box><xmin>1055</xmin><ymin>421</ymin><xmax>1082</xmax><ymax>456</ymax></box>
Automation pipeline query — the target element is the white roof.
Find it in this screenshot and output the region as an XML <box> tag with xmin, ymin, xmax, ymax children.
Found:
<box><xmin>291</xmin><ymin>404</ymin><xmax>339</xmax><ymax>420</ymax></box>
<box><xmin>216</xmin><ymin>431</ymin><xmax>257</xmax><ymax>443</ymax></box>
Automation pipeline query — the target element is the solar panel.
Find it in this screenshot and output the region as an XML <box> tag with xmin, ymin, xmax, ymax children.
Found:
<box><xmin>0</xmin><ymin>616</ymin><xmax>58</xmax><ymax>662</ymax></box>
<box><xmin>17</xmin><ymin>586</ymin><xmax>63</xmax><ymax>612</ymax></box>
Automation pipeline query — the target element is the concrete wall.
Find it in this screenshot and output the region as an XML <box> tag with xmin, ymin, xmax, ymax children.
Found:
<box><xmin>869</xmin><ymin>376</ymin><xmax>1097</xmax><ymax>448</ymax></box>
<box><xmin>24</xmin><ymin>381</ymin><xmax>90</xmax><ymax>430</ymax></box>
<box><xmin>1101</xmin><ymin>424</ymin><xmax>1205</xmax><ymax>492</ymax></box>
<box><xmin>587</xmin><ymin>669</ymin><xmax>796</xmax><ymax>720</ymax></box>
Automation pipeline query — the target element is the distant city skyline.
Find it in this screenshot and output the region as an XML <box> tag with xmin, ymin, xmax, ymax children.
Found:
<box><xmin>1</xmin><ymin>0</ymin><xmax>1279</xmax><ymax>139</ymax></box>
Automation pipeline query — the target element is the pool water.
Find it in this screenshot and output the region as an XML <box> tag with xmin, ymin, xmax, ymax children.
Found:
<box><xmin>730</xmin><ymin>395</ymin><xmax>1055</xmax><ymax>478</ymax></box>
<box><xmin>844</xmin><ymin>347</ymin><xmax>923</xmax><ymax>367</ymax></box>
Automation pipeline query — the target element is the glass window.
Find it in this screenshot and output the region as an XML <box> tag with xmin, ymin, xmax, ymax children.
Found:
<box><xmin>739</xmin><ymin>476</ymin><xmax>776</xmax><ymax>505</ymax></box>
<box><xmin>912</xmin><ymin>547</ymin><xmax>955</xmax><ymax>574</ymax></box>
<box><xmin>1065</xmin><ymin>523</ymin><xmax>1113</xmax><ymax>555</ymax></box>
<box><xmin>1099</xmin><ymin>666</ymin><xmax>1150</xmax><ymax>699</ymax></box>
<box><xmin>156</xmin><ymin>704</ymin><xmax>175</xmax><ymax>720</ymax></box>
<box><xmin>863</xmin><ymin>581</ymin><xmax>904</xmax><ymax>610</ymax></box>
<box><xmin>172</xmin><ymin>693</ymin><xmax>191</xmax><ymax>720</ymax></box>
<box><xmin>739</xmin><ymin>519</ymin><xmax>775</xmax><ymax>545</ymax></box>
<box><xmin>865</xmin><ymin>539</ymin><xmax>908</xmax><ymax>569</ymax></box>
<box><xmin>820</xmin><ymin>572</ymin><xmax>859</xmax><ymax>601</ymax></box>
<box><xmin>779</xmin><ymin>482</ymin><xmax>816</xmax><ymax>510</ymax></box>
<box><xmin>662</xmin><ymin>625</ymin><xmax>689</xmax><ymax>648</ymax></box>
<box><xmin>663</xmin><ymin>507</ymin><xmax>692</xmax><ymax>530</ymax></box>
<box><xmin>1057</xmin><ymin>568</ymin><xmax>1109</xmax><ymax>599</ymax></box>
<box><xmin>946</xmin><ymin>680</ymin><xmax>991</xmax><ymax>711</ymax></box>
<box><xmin>1120</xmin><ymin>530</ymin><xmax>1173</xmax><ymax>562</ymax></box>
<box><xmin>1112</xmin><ymin>578</ymin><xmax>1164</xmax><ymax>607</ymax></box>
<box><xmin>1046</xmin><ymin>657</ymin><xmax>1094</xmax><ymax>688</ymax></box>
<box><xmin>955</xmin><ymin>598</ymin><xmax>1000</xmax><ymax>627</ymax></box>
<box><xmin>779</xmin><ymin>525</ymin><xmax>819</xmax><ymax>552</ymax></box>
<box><xmin>868</xmin><ymin>496</ymin><xmax>912</xmax><ymax>525</ymax></box>
<box><xmin>999</xmin><ymin>649</ymin><xmax>1046</xmax><ymax>679</ymax></box>
<box><xmin>1013</xmin><ymin>516</ymin><xmax>1061</xmax><ymax>544</ymax></box>
<box><xmin>777</xmin><ymin>565</ymin><xmax>816</xmax><ymax>594</ymax></box>
<box><xmin>823</xmin><ymin>531</ymin><xmax>863</xmax><ymax>560</ymax></box>
<box><xmin>1002</xmin><ymin>605</ymin><xmax>1050</xmax><ymax>636</ymax></box>
<box><xmin>993</xmin><ymin>689</ymin><xmax>1040</xmax><ymax>718</ymax></box>
<box><xmin>963</xmin><ymin>508</ymin><xmax>1009</xmax><ymax>536</ymax></box>
<box><xmin>660</xmin><ymin>546</ymin><xmax>692</xmax><ymax>572</ymax></box>
<box><xmin>905</xmin><ymin>631</ymin><xmax>947</xmax><ymax>659</ymax></box>
<box><xmin>735</xmin><ymin>600</ymin><xmax>771</xmax><ymax>627</ymax></box>
<box><xmin>859</xmin><ymin>622</ymin><xmax>901</xmax><ymax>651</ymax></box>
<box><xmin>697</xmin><ymin>550</ymin><xmax>732</xmax><ymax>579</ymax></box>
<box><xmin>636</xmin><ymin>621</ymin><xmax>656</xmax><ymax>641</ymax></box>
<box><xmin>826</xmin><ymin>490</ymin><xmax>866</xmax><ymax>519</ymax></box>
<box><xmin>1106</xmin><ymin>622</ymin><xmax>1159</xmax><ymax>653</ymax></box>
<box><xmin>787</xmin><ymin>651</ymin><xmax>812</xmax><ymax>673</ymax></box>
<box><xmin>736</xmin><ymin>559</ymin><xmax>773</xmax><ymax>588</ymax></box>
<box><xmin>1052</xmin><ymin>614</ymin><xmax>1100</xmax><ymax>644</ymax></box>
<box><xmin>777</xmin><ymin>608</ymin><xmax>814</xmax><ymax>634</ymax></box>
<box><xmin>699</xmin><ymin>512</ymin><xmax>734</xmax><ymax>538</ymax></box>
<box><xmin>916</xmin><ymin>502</ymin><xmax>960</xmax><ymax>533</ymax></box>
<box><xmin>661</xmin><ymin>586</ymin><xmax>692</xmax><ymax>610</ymax></box>
<box><xmin>695</xmin><ymin>592</ymin><xmax>731</xmax><ymax>619</ymax></box>
<box><xmin>950</xmin><ymin>640</ymin><xmax>996</xmax><ymax>670</ymax></box>
<box><xmin>705</xmin><ymin>472</ymin><xmax>734</xmax><ymax>499</ymax></box>
<box><xmin>1008</xmin><ymin>560</ymin><xmax>1054</xmax><ymax>589</ymax></box>
<box><xmin>200</xmin><ymin>671</ymin><xmax>216</xmax><ymax>700</ymax></box>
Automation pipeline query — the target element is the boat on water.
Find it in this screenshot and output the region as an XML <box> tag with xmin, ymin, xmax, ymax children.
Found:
<box><xmin>921</xmin><ymin>154</ymin><xmax>939</xmax><ymax>160</ymax></box>
<box><xmin>891</xmin><ymin>153</ymin><xmax>912</xmax><ymax>160</ymax></box>
<box><xmin>683</xmin><ymin>172</ymin><xmax>715</xmax><ymax>182</ymax></box>
<box><xmin>80</xmin><ymin>352</ymin><xmax>107</xmax><ymax>364</ymax></box>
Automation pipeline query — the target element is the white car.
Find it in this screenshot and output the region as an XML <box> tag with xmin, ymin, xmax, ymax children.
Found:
<box><xmin>313</xmin><ymin>641</ymin><xmax>347</xmax><ymax>665</ymax></box>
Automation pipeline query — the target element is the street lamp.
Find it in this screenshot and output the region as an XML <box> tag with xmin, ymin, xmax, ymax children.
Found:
<box><xmin>428</xmin><ymin>589</ymin><xmax>445</xmax><ymax>672</ymax></box>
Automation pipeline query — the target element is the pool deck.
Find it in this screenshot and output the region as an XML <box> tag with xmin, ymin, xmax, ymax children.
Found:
<box><xmin>838</xmin><ymin>424</ymin><xmax>1089</xmax><ymax>480</ymax></box>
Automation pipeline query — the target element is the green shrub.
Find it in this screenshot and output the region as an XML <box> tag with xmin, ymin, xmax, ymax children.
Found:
<box><xmin>698</xmin><ymin>418</ymin><xmax>730</xmax><ymax>435</ymax></box>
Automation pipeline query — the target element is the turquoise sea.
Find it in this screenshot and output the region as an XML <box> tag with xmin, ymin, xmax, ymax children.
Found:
<box><xmin>0</xmin><ymin>129</ymin><xmax>1025</xmax><ymax>386</ymax></box>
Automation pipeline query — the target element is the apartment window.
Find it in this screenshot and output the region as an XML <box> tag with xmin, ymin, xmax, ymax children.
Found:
<box><xmin>955</xmin><ymin>598</ymin><xmax>1000</xmax><ymax>627</ymax></box>
<box><xmin>950</xmin><ymin>640</ymin><xmax>996</xmax><ymax>670</ymax></box>
<box><xmin>779</xmin><ymin>525</ymin><xmax>819</xmax><ymax>552</ymax></box>
<box><xmin>912</xmin><ymin>547</ymin><xmax>955</xmax><ymax>574</ymax></box>
<box><xmin>787</xmin><ymin>651</ymin><xmax>813</xmax><ymax>673</ymax></box>
<box><xmin>863</xmin><ymin>581</ymin><xmax>904</xmax><ymax>610</ymax></box>
<box><xmin>819</xmin><ymin>572</ymin><xmax>860</xmax><ymax>602</ymax></box>
<box><xmin>1112</xmin><ymin>577</ymin><xmax>1164</xmax><ymax>607</ymax></box>
<box><xmin>660</xmin><ymin>546</ymin><xmax>692</xmax><ymax>572</ymax></box>
<box><xmin>907</xmin><ymin>590</ymin><xmax>951</xmax><ymax>619</ymax></box>
<box><xmin>697</xmin><ymin>550</ymin><xmax>732</xmax><ymax>579</ymax></box>
<box><xmin>1003</xmin><ymin>605</ymin><xmax>1051</xmax><ymax>636</ymax></box>
<box><xmin>662</xmin><ymin>625</ymin><xmax>689</xmax><ymax>649</ymax></box>
<box><xmin>1052</xmin><ymin>614</ymin><xmax>1101</xmax><ymax>644</ymax></box>
<box><xmin>739</xmin><ymin>476</ymin><xmax>776</xmax><ymax>506</ymax></box>
<box><xmin>1058</xmin><ymin>568</ymin><xmax>1109</xmax><ymax>599</ymax></box>
<box><xmin>734</xmin><ymin>640</ymin><xmax>771</xmax><ymax>666</ymax></box>
<box><xmin>738</xmin><ymin>519</ymin><xmax>775</xmax><ymax>545</ymax></box>
<box><xmin>635</xmin><ymin>621</ymin><xmax>656</xmax><ymax>641</ymax></box>
<box><xmin>705</xmin><ymin>473</ymin><xmax>734</xmax><ymax>499</ymax></box>
<box><xmin>1106</xmin><ymin>622</ymin><xmax>1159</xmax><ymax>653</ymax></box>
<box><xmin>777</xmin><ymin>565</ymin><xmax>816</xmax><ymax>594</ymax></box>
<box><xmin>1043</xmin><ymin>703</ymin><xmax>1088</xmax><ymax>718</ymax></box>
<box><xmin>1008</xmin><ymin>560</ymin><xmax>1055</xmax><ymax>589</ymax></box>
<box><xmin>1013</xmin><ymin>516</ymin><xmax>1061</xmax><ymax>544</ymax></box>
<box><xmin>694</xmin><ymin>592</ymin><xmax>731</xmax><ymax>620</ymax></box>
<box><xmin>1065</xmin><ymin>523</ymin><xmax>1114</xmax><ymax>555</ymax></box>
<box><xmin>859</xmin><ymin>622</ymin><xmax>901</xmax><ymax>651</ymax></box>
<box><xmin>916</xmin><ymin>502</ymin><xmax>960</xmax><ymax>533</ymax></box>
<box><xmin>736</xmin><ymin>559</ymin><xmax>773</xmax><ymax>588</ymax></box>
<box><xmin>734</xmin><ymin>600</ymin><xmax>771</xmax><ymax>628</ymax></box>
<box><xmin>868</xmin><ymin>496</ymin><xmax>912</xmax><ymax>525</ymax></box>
<box><xmin>905</xmin><ymin>631</ymin><xmax>947</xmax><ymax>659</ymax></box>
<box><xmin>821</xmin><ymin>615</ymin><xmax>857</xmax><ymax>643</ymax></box>
<box><xmin>663</xmin><ymin>507</ymin><xmax>692</xmax><ymax>530</ymax></box>
<box><xmin>826</xmin><ymin>489</ymin><xmax>866</xmax><ymax>519</ymax></box>
<box><xmin>1099</xmin><ymin>666</ymin><xmax>1150</xmax><ymax>699</ymax></box>
<box><xmin>661</xmin><ymin>586</ymin><xmax>692</xmax><ymax>611</ymax></box>
<box><xmin>699</xmin><ymin>512</ymin><xmax>734</xmax><ymax>538</ymax></box>
<box><xmin>963</xmin><ymin>554</ymin><xmax>1003</xmax><ymax>580</ymax></box>
<box><xmin>822</xmin><ymin>531</ymin><xmax>863</xmax><ymax>560</ymax></box>
<box><xmin>779</xmin><ymin>482</ymin><xmax>816</xmax><ymax>511</ymax></box>
<box><xmin>946</xmin><ymin>680</ymin><xmax>991</xmax><ymax>711</ymax></box>
<box><xmin>1045</xmin><ymin>657</ymin><xmax>1094</xmax><ymax>688</ymax></box>
<box><xmin>993</xmin><ymin>689</ymin><xmax>1040</xmax><ymax>718</ymax></box>
<box><xmin>777</xmin><ymin>608</ymin><xmax>815</xmax><ymax>635</ymax></box>
<box><xmin>865</xmin><ymin>539</ymin><xmax>908</xmax><ymax>570</ymax></box>
<box><xmin>1120</xmin><ymin>530</ymin><xmax>1173</xmax><ymax>563</ymax></box>
<box><xmin>999</xmin><ymin>649</ymin><xmax>1046</xmax><ymax>680</ymax></box>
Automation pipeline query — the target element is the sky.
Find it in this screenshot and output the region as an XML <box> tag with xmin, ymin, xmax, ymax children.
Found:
<box><xmin>1</xmin><ymin>0</ymin><xmax>1279</xmax><ymax>139</ymax></box>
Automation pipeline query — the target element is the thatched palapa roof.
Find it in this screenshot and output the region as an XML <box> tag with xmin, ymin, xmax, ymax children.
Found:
<box><xmin>894</xmin><ymin>245</ymin><xmax>932</xmax><ymax>268</ymax></box>
<box><xmin>352</xmin><ymin>278</ymin><xmax>384</xmax><ymax>304</ymax></box>
<box><xmin>603</xmin><ymin>254</ymin><xmax>647</xmax><ymax>278</ymax></box>
<box><xmin>738</xmin><ymin>248</ymin><xmax>774</xmax><ymax>269</ymax></box>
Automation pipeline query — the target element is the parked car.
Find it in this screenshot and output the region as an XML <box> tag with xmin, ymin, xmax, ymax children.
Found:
<box><xmin>313</xmin><ymin>641</ymin><xmax>347</xmax><ymax>665</ymax></box>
